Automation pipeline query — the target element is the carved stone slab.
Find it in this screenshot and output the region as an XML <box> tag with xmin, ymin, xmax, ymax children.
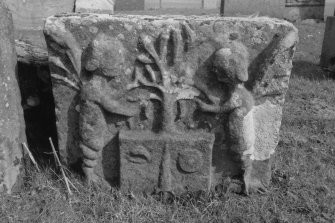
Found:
<box><xmin>0</xmin><ymin>2</ymin><xmax>25</xmax><ymax>193</ymax></box>
<box><xmin>120</xmin><ymin>131</ymin><xmax>214</xmax><ymax>195</ymax></box>
<box><xmin>44</xmin><ymin>14</ymin><xmax>298</xmax><ymax>194</ymax></box>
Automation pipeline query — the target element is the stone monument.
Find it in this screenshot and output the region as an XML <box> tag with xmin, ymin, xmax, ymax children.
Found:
<box><xmin>0</xmin><ymin>1</ymin><xmax>26</xmax><ymax>193</ymax></box>
<box><xmin>75</xmin><ymin>0</ymin><xmax>115</xmax><ymax>14</ymax></box>
<box><xmin>321</xmin><ymin>16</ymin><xmax>335</xmax><ymax>70</ymax></box>
<box><xmin>44</xmin><ymin>14</ymin><xmax>298</xmax><ymax>195</ymax></box>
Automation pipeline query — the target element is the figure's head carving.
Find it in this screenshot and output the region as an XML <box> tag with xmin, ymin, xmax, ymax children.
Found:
<box><xmin>213</xmin><ymin>42</ymin><xmax>249</xmax><ymax>84</ymax></box>
<box><xmin>85</xmin><ymin>33</ymin><xmax>126</xmax><ymax>77</ymax></box>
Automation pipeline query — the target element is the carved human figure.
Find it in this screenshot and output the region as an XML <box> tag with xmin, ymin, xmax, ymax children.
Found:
<box><xmin>196</xmin><ymin>42</ymin><xmax>265</xmax><ymax>194</ymax></box>
<box><xmin>80</xmin><ymin>77</ymin><xmax>137</xmax><ymax>184</ymax></box>
<box><xmin>79</xmin><ymin>34</ymin><xmax>138</xmax><ymax>184</ymax></box>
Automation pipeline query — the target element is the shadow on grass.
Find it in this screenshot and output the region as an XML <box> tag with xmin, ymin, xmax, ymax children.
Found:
<box><xmin>292</xmin><ymin>60</ymin><xmax>334</xmax><ymax>80</ymax></box>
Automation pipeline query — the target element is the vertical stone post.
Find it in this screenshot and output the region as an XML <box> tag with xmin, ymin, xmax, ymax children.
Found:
<box><xmin>0</xmin><ymin>1</ymin><xmax>25</xmax><ymax>193</ymax></box>
<box><xmin>321</xmin><ymin>16</ymin><xmax>335</xmax><ymax>68</ymax></box>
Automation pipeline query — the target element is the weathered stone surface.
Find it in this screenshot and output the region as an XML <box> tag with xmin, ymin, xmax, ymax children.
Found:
<box><xmin>0</xmin><ymin>1</ymin><xmax>25</xmax><ymax>193</ymax></box>
<box><xmin>44</xmin><ymin>14</ymin><xmax>298</xmax><ymax>194</ymax></box>
<box><xmin>75</xmin><ymin>0</ymin><xmax>114</xmax><ymax>14</ymax></box>
<box><xmin>120</xmin><ymin>131</ymin><xmax>214</xmax><ymax>195</ymax></box>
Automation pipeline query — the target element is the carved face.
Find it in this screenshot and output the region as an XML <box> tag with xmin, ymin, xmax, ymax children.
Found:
<box><xmin>119</xmin><ymin>130</ymin><xmax>214</xmax><ymax>195</ymax></box>
<box><xmin>85</xmin><ymin>33</ymin><xmax>126</xmax><ymax>77</ymax></box>
<box><xmin>213</xmin><ymin>42</ymin><xmax>249</xmax><ymax>84</ymax></box>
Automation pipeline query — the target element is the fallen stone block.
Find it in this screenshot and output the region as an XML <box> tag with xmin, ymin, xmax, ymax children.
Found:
<box><xmin>0</xmin><ymin>1</ymin><xmax>26</xmax><ymax>193</ymax></box>
<box><xmin>44</xmin><ymin>14</ymin><xmax>298</xmax><ymax>194</ymax></box>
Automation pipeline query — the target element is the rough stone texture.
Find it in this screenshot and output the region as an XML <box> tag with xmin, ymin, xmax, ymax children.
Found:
<box><xmin>75</xmin><ymin>0</ymin><xmax>114</xmax><ymax>14</ymax></box>
<box><xmin>0</xmin><ymin>1</ymin><xmax>25</xmax><ymax>193</ymax></box>
<box><xmin>44</xmin><ymin>14</ymin><xmax>298</xmax><ymax>194</ymax></box>
<box><xmin>321</xmin><ymin>16</ymin><xmax>335</xmax><ymax>69</ymax></box>
<box><xmin>120</xmin><ymin>131</ymin><xmax>214</xmax><ymax>195</ymax></box>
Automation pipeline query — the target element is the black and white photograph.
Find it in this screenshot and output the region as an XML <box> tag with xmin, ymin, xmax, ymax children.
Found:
<box><xmin>0</xmin><ymin>0</ymin><xmax>334</xmax><ymax>222</ymax></box>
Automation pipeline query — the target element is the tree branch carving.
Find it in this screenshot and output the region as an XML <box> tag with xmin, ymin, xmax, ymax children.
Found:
<box><xmin>127</xmin><ymin>23</ymin><xmax>201</xmax><ymax>132</ymax></box>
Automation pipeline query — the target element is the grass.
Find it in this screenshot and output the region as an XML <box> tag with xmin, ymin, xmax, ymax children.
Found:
<box><xmin>1</xmin><ymin>13</ymin><xmax>335</xmax><ymax>223</ymax></box>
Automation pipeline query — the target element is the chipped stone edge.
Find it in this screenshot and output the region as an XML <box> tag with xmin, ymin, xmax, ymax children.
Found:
<box><xmin>44</xmin><ymin>13</ymin><xmax>297</xmax><ymax>30</ymax></box>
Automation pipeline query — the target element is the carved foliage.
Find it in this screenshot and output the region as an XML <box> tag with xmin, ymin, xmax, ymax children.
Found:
<box><xmin>127</xmin><ymin>23</ymin><xmax>200</xmax><ymax>133</ymax></box>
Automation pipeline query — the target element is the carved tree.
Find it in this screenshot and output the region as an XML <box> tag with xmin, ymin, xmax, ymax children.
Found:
<box><xmin>128</xmin><ymin>24</ymin><xmax>200</xmax><ymax>133</ymax></box>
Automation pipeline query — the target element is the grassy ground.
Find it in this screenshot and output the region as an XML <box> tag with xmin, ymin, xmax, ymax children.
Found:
<box><xmin>1</xmin><ymin>12</ymin><xmax>335</xmax><ymax>223</ymax></box>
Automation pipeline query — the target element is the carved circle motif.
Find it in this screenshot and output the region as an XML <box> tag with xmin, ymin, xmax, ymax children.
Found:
<box><xmin>178</xmin><ymin>149</ymin><xmax>203</xmax><ymax>173</ymax></box>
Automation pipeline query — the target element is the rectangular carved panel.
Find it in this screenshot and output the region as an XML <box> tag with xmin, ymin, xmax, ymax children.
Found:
<box><xmin>120</xmin><ymin>130</ymin><xmax>214</xmax><ymax>195</ymax></box>
<box><xmin>44</xmin><ymin>14</ymin><xmax>298</xmax><ymax>194</ymax></box>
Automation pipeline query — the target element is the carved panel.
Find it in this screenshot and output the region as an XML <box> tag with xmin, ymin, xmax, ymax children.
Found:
<box><xmin>44</xmin><ymin>15</ymin><xmax>298</xmax><ymax>194</ymax></box>
<box><xmin>120</xmin><ymin>131</ymin><xmax>214</xmax><ymax>195</ymax></box>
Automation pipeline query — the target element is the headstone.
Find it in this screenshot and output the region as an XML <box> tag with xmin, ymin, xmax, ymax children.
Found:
<box><xmin>324</xmin><ymin>0</ymin><xmax>335</xmax><ymax>20</ymax></box>
<box><xmin>224</xmin><ymin>0</ymin><xmax>285</xmax><ymax>18</ymax></box>
<box><xmin>115</xmin><ymin>0</ymin><xmax>145</xmax><ymax>11</ymax></box>
<box><xmin>44</xmin><ymin>14</ymin><xmax>298</xmax><ymax>195</ymax></box>
<box><xmin>203</xmin><ymin>0</ymin><xmax>220</xmax><ymax>9</ymax></box>
<box><xmin>320</xmin><ymin>16</ymin><xmax>335</xmax><ymax>69</ymax></box>
<box><xmin>284</xmin><ymin>0</ymin><xmax>325</xmax><ymax>21</ymax></box>
<box><xmin>324</xmin><ymin>0</ymin><xmax>335</xmax><ymax>21</ymax></box>
<box><xmin>224</xmin><ymin>0</ymin><xmax>324</xmax><ymax>20</ymax></box>
<box><xmin>161</xmin><ymin>0</ymin><xmax>201</xmax><ymax>9</ymax></box>
<box><xmin>0</xmin><ymin>1</ymin><xmax>25</xmax><ymax>193</ymax></box>
<box><xmin>145</xmin><ymin>0</ymin><xmax>160</xmax><ymax>10</ymax></box>
<box><xmin>75</xmin><ymin>0</ymin><xmax>115</xmax><ymax>14</ymax></box>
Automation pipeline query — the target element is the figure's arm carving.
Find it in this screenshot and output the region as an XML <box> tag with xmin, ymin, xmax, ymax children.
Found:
<box><xmin>194</xmin><ymin>98</ymin><xmax>221</xmax><ymax>113</ymax></box>
<box><xmin>98</xmin><ymin>96</ymin><xmax>138</xmax><ymax>117</ymax></box>
<box><xmin>195</xmin><ymin>93</ymin><xmax>242</xmax><ymax>113</ymax></box>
